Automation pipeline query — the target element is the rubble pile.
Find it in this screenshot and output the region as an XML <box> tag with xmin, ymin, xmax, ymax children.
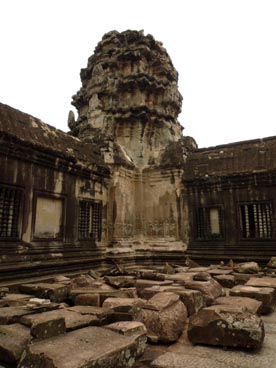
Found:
<box><xmin>1</xmin><ymin>259</ymin><xmax>276</xmax><ymax>367</ymax></box>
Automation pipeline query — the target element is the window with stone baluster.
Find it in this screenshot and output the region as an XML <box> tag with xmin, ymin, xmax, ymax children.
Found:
<box><xmin>78</xmin><ymin>200</ymin><xmax>102</xmax><ymax>241</ymax></box>
<box><xmin>0</xmin><ymin>185</ymin><xmax>22</xmax><ymax>240</ymax></box>
<box><xmin>239</xmin><ymin>202</ymin><xmax>273</xmax><ymax>239</ymax></box>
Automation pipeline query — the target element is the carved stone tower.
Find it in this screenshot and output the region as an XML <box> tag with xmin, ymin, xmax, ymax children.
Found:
<box><xmin>70</xmin><ymin>30</ymin><xmax>195</xmax><ymax>258</ymax></box>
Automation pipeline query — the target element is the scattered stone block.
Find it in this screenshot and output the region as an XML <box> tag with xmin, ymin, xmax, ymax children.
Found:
<box><xmin>246</xmin><ymin>276</ymin><xmax>276</xmax><ymax>289</ymax></box>
<box><xmin>208</xmin><ymin>268</ymin><xmax>233</xmax><ymax>276</ymax></box>
<box><xmin>104</xmin><ymin>276</ymin><xmax>136</xmax><ymax>288</ymax></box>
<box><xmin>103</xmin><ymin>297</ymin><xmax>146</xmax><ymax>312</ymax></box>
<box><xmin>0</xmin><ymin>306</ymin><xmax>34</xmax><ymax>324</ymax></box>
<box><xmin>0</xmin><ymin>293</ymin><xmax>32</xmax><ymax>307</ymax></box>
<box><xmin>230</xmin><ymin>285</ymin><xmax>276</xmax><ymax>314</ymax></box>
<box><xmin>70</xmin><ymin>288</ymin><xmax>135</xmax><ymax>305</ymax></box>
<box><xmin>20</xmin><ymin>312</ymin><xmax>66</xmax><ymax>339</ymax></box>
<box><xmin>215</xmin><ymin>296</ymin><xmax>262</xmax><ymax>315</ymax></box>
<box><xmin>0</xmin><ymin>287</ymin><xmax>9</xmax><ymax>298</ymax></box>
<box><xmin>214</xmin><ymin>274</ymin><xmax>236</xmax><ymax>288</ymax></box>
<box><xmin>68</xmin><ymin>305</ymin><xmax>112</xmax><ymax>324</ymax></box>
<box><xmin>136</xmin><ymin>280</ymin><xmax>174</xmax><ymax>298</ymax></box>
<box><xmin>0</xmin><ymin>324</ymin><xmax>31</xmax><ymax>365</ymax></box>
<box><xmin>136</xmin><ymin>292</ymin><xmax>187</xmax><ymax>343</ymax></box>
<box><xmin>188</xmin><ymin>304</ymin><xmax>264</xmax><ymax>349</ymax></box>
<box><xmin>21</xmin><ymin>309</ymin><xmax>99</xmax><ymax>331</ymax></box>
<box><xmin>267</xmin><ymin>257</ymin><xmax>276</xmax><ymax>269</ymax></box>
<box><xmin>20</xmin><ymin>283</ymin><xmax>68</xmax><ymax>303</ymax></box>
<box><xmin>74</xmin><ymin>293</ymin><xmax>100</xmax><ymax>306</ymax></box>
<box><xmin>164</xmin><ymin>272</ymin><xmax>195</xmax><ymax>284</ymax></box>
<box><xmin>233</xmin><ymin>262</ymin><xmax>260</xmax><ymax>274</ymax></box>
<box><xmin>184</xmin><ymin>278</ymin><xmax>223</xmax><ymax>305</ymax></box>
<box><xmin>193</xmin><ymin>272</ymin><xmax>211</xmax><ymax>281</ymax></box>
<box><xmin>18</xmin><ymin>326</ymin><xmax>143</xmax><ymax>368</ymax></box>
<box><xmin>104</xmin><ymin>321</ymin><xmax>147</xmax><ymax>357</ymax></box>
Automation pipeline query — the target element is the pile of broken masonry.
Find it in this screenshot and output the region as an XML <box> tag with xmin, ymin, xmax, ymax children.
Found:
<box><xmin>1</xmin><ymin>258</ymin><xmax>276</xmax><ymax>368</ymax></box>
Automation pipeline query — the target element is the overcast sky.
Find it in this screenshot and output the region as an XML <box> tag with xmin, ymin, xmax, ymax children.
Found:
<box><xmin>1</xmin><ymin>0</ymin><xmax>276</xmax><ymax>148</ymax></box>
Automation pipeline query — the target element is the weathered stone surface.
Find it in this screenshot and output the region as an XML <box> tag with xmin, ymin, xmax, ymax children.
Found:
<box><xmin>104</xmin><ymin>275</ymin><xmax>136</xmax><ymax>288</ymax></box>
<box><xmin>135</xmin><ymin>285</ymin><xmax>204</xmax><ymax>316</ymax></box>
<box><xmin>104</xmin><ymin>321</ymin><xmax>147</xmax><ymax>357</ymax></box>
<box><xmin>215</xmin><ymin>296</ymin><xmax>262</xmax><ymax>315</ymax></box>
<box><xmin>233</xmin><ymin>262</ymin><xmax>260</xmax><ymax>274</ymax></box>
<box><xmin>188</xmin><ymin>305</ymin><xmax>265</xmax><ymax>349</ymax></box>
<box><xmin>230</xmin><ymin>285</ymin><xmax>276</xmax><ymax>314</ymax></box>
<box><xmin>103</xmin><ymin>297</ymin><xmax>146</xmax><ymax>312</ymax></box>
<box><xmin>136</xmin><ymin>292</ymin><xmax>187</xmax><ymax>343</ymax></box>
<box><xmin>0</xmin><ymin>293</ymin><xmax>32</xmax><ymax>307</ymax></box>
<box><xmin>139</xmin><ymin>271</ymin><xmax>165</xmax><ymax>281</ymax></box>
<box><xmin>193</xmin><ymin>272</ymin><xmax>211</xmax><ymax>282</ymax></box>
<box><xmin>136</xmin><ymin>280</ymin><xmax>174</xmax><ymax>298</ymax></box>
<box><xmin>20</xmin><ymin>283</ymin><xmax>68</xmax><ymax>303</ymax></box>
<box><xmin>18</xmin><ymin>326</ymin><xmax>142</xmax><ymax>368</ymax></box>
<box><xmin>184</xmin><ymin>278</ymin><xmax>223</xmax><ymax>305</ymax></box>
<box><xmin>69</xmin><ymin>274</ymin><xmax>98</xmax><ymax>288</ymax></box>
<box><xmin>246</xmin><ymin>277</ymin><xmax>276</xmax><ymax>289</ymax></box>
<box><xmin>0</xmin><ymin>287</ymin><xmax>9</xmax><ymax>298</ymax></box>
<box><xmin>68</xmin><ymin>305</ymin><xmax>112</xmax><ymax>324</ymax></box>
<box><xmin>21</xmin><ymin>309</ymin><xmax>99</xmax><ymax>331</ymax></box>
<box><xmin>70</xmin><ymin>288</ymin><xmax>136</xmax><ymax>305</ymax></box>
<box><xmin>20</xmin><ymin>312</ymin><xmax>66</xmax><ymax>339</ymax></box>
<box><xmin>0</xmin><ymin>324</ymin><xmax>30</xmax><ymax>364</ymax></box>
<box><xmin>267</xmin><ymin>257</ymin><xmax>276</xmax><ymax>269</ymax></box>
<box><xmin>0</xmin><ymin>306</ymin><xmax>34</xmax><ymax>324</ymax></box>
<box><xmin>74</xmin><ymin>293</ymin><xmax>100</xmax><ymax>306</ymax></box>
<box><xmin>144</xmin><ymin>292</ymin><xmax>179</xmax><ymax>311</ymax></box>
<box><xmin>214</xmin><ymin>274</ymin><xmax>236</xmax><ymax>288</ymax></box>
<box><xmin>164</xmin><ymin>272</ymin><xmax>196</xmax><ymax>284</ymax></box>
<box><xmin>150</xmin><ymin>351</ymin><xmax>230</xmax><ymax>368</ymax></box>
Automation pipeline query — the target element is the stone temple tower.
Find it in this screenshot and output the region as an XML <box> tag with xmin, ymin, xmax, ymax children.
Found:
<box><xmin>70</xmin><ymin>30</ymin><xmax>196</xmax><ymax>260</ymax></box>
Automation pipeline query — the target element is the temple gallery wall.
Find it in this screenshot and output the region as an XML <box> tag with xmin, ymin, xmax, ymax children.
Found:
<box><xmin>1</xmin><ymin>30</ymin><xmax>276</xmax><ymax>282</ymax></box>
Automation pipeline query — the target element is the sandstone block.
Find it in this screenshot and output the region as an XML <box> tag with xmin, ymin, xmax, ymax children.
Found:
<box><xmin>136</xmin><ymin>280</ymin><xmax>173</xmax><ymax>298</ymax></box>
<box><xmin>103</xmin><ymin>297</ymin><xmax>146</xmax><ymax>313</ymax></box>
<box><xmin>20</xmin><ymin>312</ymin><xmax>66</xmax><ymax>339</ymax></box>
<box><xmin>214</xmin><ymin>274</ymin><xmax>236</xmax><ymax>288</ymax></box>
<box><xmin>0</xmin><ymin>306</ymin><xmax>34</xmax><ymax>324</ymax></box>
<box><xmin>233</xmin><ymin>262</ymin><xmax>260</xmax><ymax>274</ymax></box>
<box><xmin>18</xmin><ymin>326</ymin><xmax>142</xmax><ymax>368</ymax></box>
<box><xmin>74</xmin><ymin>293</ymin><xmax>100</xmax><ymax>306</ymax></box>
<box><xmin>104</xmin><ymin>321</ymin><xmax>147</xmax><ymax>357</ymax></box>
<box><xmin>230</xmin><ymin>285</ymin><xmax>276</xmax><ymax>314</ymax></box>
<box><xmin>215</xmin><ymin>296</ymin><xmax>262</xmax><ymax>315</ymax></box>
<box><xmin>68</xmin><ymin>305</ymin><xmax>112</xmax><ymax>324</ymax></box>
<box><xmin>21</xmin><ymin>309</ymin><xmax>99</xmax><ymax>331</ymax></box>
<box><xmin>0</xmin><ymin>324</ymin><xmax>30</xmax><ymax>364</ymax></box>
<box><xmin>267</xmin><ymin>256</ymin><xmax>276</xmax><ymax>268</ymax></box>
<box><xmin>188</xmin><ymin>305</ymin><xmax>264</xmax><ymax>349</ymax></box>
<box><xmin>184</xmin><ymin>278</ymin><xmax>223</xmax><ymax>305</ymax></box>
<box><xmin>20</xmin><ymin>283</ymin><xmax>68</xmax><ymax>303</ymax></box>
<box><xmin>136</xmin><ymin>292</ymin><xmax>187</xmax><ymax>343</ymax></box>
<box><xmin>104</xmin><ymin>276</ymin><xmax>136</xmax><ymax>288</ymax></box>
<box><xmin>246</xmin><ymin>276</ymin><xmax>276</xmax><ymax>289</ymax></box>
<box><xmin>0</xmin><ymin>293</ymin><xmax>32</xmax><ymax>307</ymax></box>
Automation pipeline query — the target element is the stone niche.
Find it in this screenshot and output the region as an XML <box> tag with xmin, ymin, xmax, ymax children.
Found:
<box><xmin>33</xmin><ymin>196</ymin><xmax>64</xmax><ymax>240</ymax></box>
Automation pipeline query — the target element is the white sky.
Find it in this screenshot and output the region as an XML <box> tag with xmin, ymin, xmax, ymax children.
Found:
<box><xmin>1</xmin><ymin>0</ymin><xmax>276</xmax><ymax>148</ymax></box>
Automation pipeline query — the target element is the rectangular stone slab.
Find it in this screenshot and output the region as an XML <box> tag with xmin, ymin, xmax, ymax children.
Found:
<box><xmin>0</xmin><ymin>307</ymin><xmax>34</xmax><ymax>324</ymax></box>
<box><xmin>21</xmin><ymin>309</ymin><xmax>99</xmax><ymax>331</ymax></box>
<box><xmin>0</xmin><ymin>324</ymin><xmax>31</xmax><ymax>364</ymax></box>
<box><xmin>18</xmin><ymin>326</ymin><xmax>140</xmax><ymax>368</ymax></box>
<box><xmin>246</xmin><ymin>277</ymin><xmax>276</xmax><ymax>289</ymax></box>
<box><xmin>19</xmin><ymin>283</ymin><xmax>68</xmax><ymax>303</ymax></box>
